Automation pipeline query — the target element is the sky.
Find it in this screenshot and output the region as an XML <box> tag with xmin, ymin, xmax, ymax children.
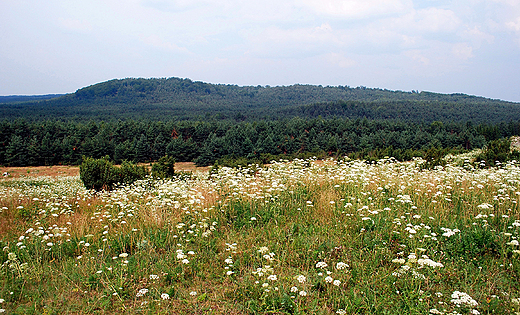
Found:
<box><xmin>1</xmin><ymin>0</ymin><xmax>520</xmax><ymax>102</ymax></box>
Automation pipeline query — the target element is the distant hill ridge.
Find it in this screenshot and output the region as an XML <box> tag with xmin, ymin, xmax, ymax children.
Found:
<box><xmin>1</xmin><ymin>77</ymin><xmax>518</xmax><ymax>123</ymax></box>
<box><xmin>0</xmin><ymin>94</ymin><xmax>64</xmax><ymax>104</ymax></box>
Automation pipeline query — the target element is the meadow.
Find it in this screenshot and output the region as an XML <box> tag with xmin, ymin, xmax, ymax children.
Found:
<box><xmin>1</xmin><ymin>153</ymin><xmax>519</xmax><ymax>314</ymax></box>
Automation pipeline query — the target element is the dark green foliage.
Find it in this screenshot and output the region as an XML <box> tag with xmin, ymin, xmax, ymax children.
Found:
<box><xmin>79</xmin><ymin>156</ymin><xmax>116</xmax><ymax>191</ymax></box>
<box><xmin>442</xmin><ymin>227</ymin><xmax>500</xmax><ymax>263</ymax></box>
<box><xmin>1</xmin><ymin>77</ymin><xmax>520</xmax><ymax>123</ymax></box>
<box><xmin>421</xmin><ymin>147</ymin><xmax>448</xmax><ymax>169</ymax></box>
<box><xmin>1</xmin><ymin>117</ymin><xmax>519</xmax><ymax>167</ymax></box>
<box><xmin>151</xmin><ymin>155</ymin><xmax>175</xmax><ymax>178</ymax></box>
<box><xmin>116</xmin><ymin>160</ymin><xmax>149</xmax><ymax>184</ymax></box>
<box><xmin>5</xmin><ymin>134</ymin><xmax>29</xmax><ymax>166</ymax></box>
<box><xmin>79</xmin><ymin>156</ymin><xmax>148</xmax><ymax>191</ymax></box>
<box><xmin>476</xmin><ymin>138</ymin><xmax>520</xmax><ymax>167</ymax></box>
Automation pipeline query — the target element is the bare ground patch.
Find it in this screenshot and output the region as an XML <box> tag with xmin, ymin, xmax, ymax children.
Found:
<box><xmin>0</xmin><ymin>162</ymin><xmax>209</xmax><ymax>179</ymax></box>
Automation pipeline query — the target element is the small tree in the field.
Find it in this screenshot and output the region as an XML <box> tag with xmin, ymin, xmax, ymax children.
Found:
<box><xmin>476</xmin><ymin>138</ymin><xmax>520</xmax><ymax>167</ymax></box>
<box><xmin>79</xmin><ymin>156</ymin><xmax>116</xmax><ymax>191</ymax></box>
<box><xmin>151</xmin><ymin>155</ymin><xmax>175</xmax><ymax>179</ymax></box>
<box><xmin>80</xmin><ymin>156</ymin><xmax>149</xmax><ymax>191</ymax></box>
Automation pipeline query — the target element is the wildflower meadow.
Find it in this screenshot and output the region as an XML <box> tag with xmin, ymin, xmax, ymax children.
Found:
<box><xmin>1</xmin><ymin>152</ymin><xmax>520</xmax><ymax>314</ymax></box>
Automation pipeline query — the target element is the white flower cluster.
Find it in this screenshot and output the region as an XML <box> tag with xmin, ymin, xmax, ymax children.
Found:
<box><xmin>450</xmin><ymin>291</ymin><xmax>478</xmax><ymax>307</ymax></box>
<box><xmin>315</xmin><ymin>261</ymin><xmax>328</xmax><ymax>269</ymax></box>
<box><xmin>226</xmin><ymin>243</ymin><xmax>238</xmax><ymax>253</ymax></box>
<box><xmin>336</xmin><ymin>262</ymin><xmax>349</xmax><ymax>270</ymax></box>
<box><xmin>160</xmin><ymin>293</ymin><xmax>170</xmax><ymax>300</ymax></box>
<box><xmin>253</xmin><ymin>246</ymin><xmax>279</xmax><ymax>293</ymax></box>
<box><xmin>476</xmin><ymin>203</ymin><xmax>493</xmax><ymax>210</ymax></box>
<box><xmin>252</xmin><ymin>265</ymin><xmax>274</xmax><ymax>277</ymax></box>
<box><xmin>3</xmin><ymin>252</ymin><xmax>28</xmax><ymax>278</ymax></box>
<box><xmin>175</xmin><ymin>249</ymin><xmax>191</xmax><ymax>264</ymax></box>
<box><xmin>392</xmin><ymin>250</ymin><xmax>443</xmax><ymax>278</ymax></box>
<box><xmin>441</xmin><ymin>227</ymin><xmax>461</xmax><ymax>237</ymax></box>
<box><xmin>263</xmin><ymin>252</ymin><xmax>276</xmax><ymax>261</ymax></box>
<box><xmin>417</xmin><ymin>257</ymin><xmax>444</xmax><ymax>269</ymax></box>
<box><xmin>314</xmin><ymin>260</ymin><xmax>347</xmax><ymax>289</ymax></box>
<box><xmin>224</xmin><ymin>256</ymin><xmax>235</xmax><ymax>276</ymax></box>
<box><xmin>136</xmin><ymin>288</ymin><xmax>149</xmax><ymax>297</ymax></box>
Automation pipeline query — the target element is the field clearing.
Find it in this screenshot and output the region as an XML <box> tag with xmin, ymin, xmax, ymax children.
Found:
<box><xmin>0</xmin><ymin>162</ymin><xmax>210</xmax><ymax>179</ymax></box>
<box><xmin>1</xmin><ymin>154</ymin><xmax>520</xmax><ymax>314</ymax></box>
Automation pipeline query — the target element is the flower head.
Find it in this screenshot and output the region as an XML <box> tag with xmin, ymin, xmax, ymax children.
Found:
<box><xmin>316</xmin><ymin>261</ymin><xmax>328</xmax><ymax>269</ymax></box>
<box><xmin>161</xmin><ymin>293</ymin><xmax>170</xmax><ymax>300</ymax></box>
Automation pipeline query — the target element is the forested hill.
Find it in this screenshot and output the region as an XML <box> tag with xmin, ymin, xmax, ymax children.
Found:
<box><xmin>1</xmin><ymin>77</ymin><xmax>519</xmax><ymax>123</ymax></box>
<box><xmin>0</xmin><ymin>94</ymin><xmax>63</xmax><ymax>104</ymax></box>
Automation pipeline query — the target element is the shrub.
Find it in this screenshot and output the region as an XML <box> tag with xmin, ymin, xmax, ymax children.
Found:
<box><xmin>79</xmin><ymin>156</ymin><xmax>117</xmax><ymax>191</ymax></box>
<box><xmin>80</xmin><ymin>156</ymin><xmax>148</xmax><ymax>191</ymax></box>
<box><xmin>421</xmin><ymin>147</ymin><xmax>447</xmax><ymax>170</ymax></box>
<box><xmin>476</xmin><ymin>138</ymin><xmax>520</xmax><ymax>167</ymax></box>
<box><xmin>151</xmin><ymin>155</ymin><xmax>175</xmax><ymax>178</ymax></box>
<box><xmin>117</xmin><ymin>160</ymin><xmax>149</xmax><ymax>183</ymax></box>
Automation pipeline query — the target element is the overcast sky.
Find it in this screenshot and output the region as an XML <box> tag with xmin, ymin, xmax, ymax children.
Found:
<box><xmin>1</xmin><ymin>0</ymin><xmax>519</xmax><ymax>102</ymax></box>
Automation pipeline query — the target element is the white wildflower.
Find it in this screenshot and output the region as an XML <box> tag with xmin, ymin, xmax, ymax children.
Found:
<box><xmin>161</xmin><ymin>293</ymin><xmax>170</xmax><ymax>300</ymax></box>
<box><xmin>336</xmin><ymin>262</ymin><xmax>349</xmax><ymax>269</ymax></box>
<box><xmin>451</xmin><ymin>291</ymin><xmax>478</xmax><ymax>307</ymax></box>
<box><xmin>316</xmin><ymin>261</ymin><xmax>328</xmax><ymax>269</ymax></box>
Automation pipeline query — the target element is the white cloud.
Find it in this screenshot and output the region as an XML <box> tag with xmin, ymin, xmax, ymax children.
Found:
<box><xmin>404</xmin><ymin>49</ymin><xmax>430</xmax><ymax>66</ymax></box>
<box><xmin>139</xmin><ymin>34</ymin><xmax>191</xmax><ymax>54</ymax></box>
<box><xmin>386</xmin><ymin>7</ymin><xmax>462</xmax><ymax>35</ymax></box>
<box><xmin>413</xmin><ymin>8</ymin><xmax>461</xmax><ymax>33</ymax></box>
<box><xmin>141</xmin><ymin>0</ymin><xmax>207</xmax><ymax>12</ymax></box>
<box><xmin>326</xmin><ymin>53</ymin><xmax>357</xmax><ymax>68</ymax></box>
<box><xmin>58</xmin><ymin>18</ymin><xmax>93</xmax><ymax>33</ymax></box>
<box><xmin>507</xmin><ymin>17</ymin><xmax>520</xmax><ymax>31</ymax></box>
<box><xmin>452</xmin><ymin>42</ymin><xmax>474</xmax><ymax>60</ymax></box>
<box><xmin>245</xmin><ymin>23</ymin><xmax>341</xmax><ymax>58</ymax></box>
<box><xmin>1</xmin><ymin>0</ymin><xmax>519</xmax><ymax>101</ymax></box>
<box><xmin>297</xmin><ymin>0</ymin><xmax>411</xmax><ymax>19</ymax></box>
<box><xmin>459</xmin><ymin>26</ymin><xmax>494</xmax><ymax>48</ymax></box>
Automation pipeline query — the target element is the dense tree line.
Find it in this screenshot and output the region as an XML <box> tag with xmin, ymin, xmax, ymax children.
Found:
<box><xmin>2</xmin><ymin>118</ymin><xmax>519</xmax><ymax>167</ymax></box>
<box><xmin>2</xmin><ymin>77</ymin><xmax>519</xmax><ymax>123</ymax></box>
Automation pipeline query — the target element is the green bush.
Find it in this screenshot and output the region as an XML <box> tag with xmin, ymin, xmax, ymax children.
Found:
<box><xmin>80</xmin><ymin>156</ymin><xmax>148</xmax><ymax>191</ymax></box>
<box><xmin>79</xmin><ymin>156</ymin><xmax>117</xmax><ymax>191</ymax></box>
<box><xmin>117</xmin><ymin>160</ymin><xmax>149</xmax><ymax>183</ymax></box>
<box><xmin>151</xmin><ymin>155</ymin><xmax>175</xmax><ymax>178</ymax></box>
<box><xmin>421</xmin><ymin>147</ymin><xmax>447</xmax><ymax>170</ymax></box>
<box><xmin>476</xmin><ymin>138</ymin><xmax>520</xmax><ymax>167</ymax></box>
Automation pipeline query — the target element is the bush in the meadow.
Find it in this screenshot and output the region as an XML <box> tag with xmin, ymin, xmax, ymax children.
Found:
<box><xmin>421</xmin><ymin>147</ymin><xmax>448</xmax><ymax>169</ymax></box>
<box><xmin>151</xmin><ymin>155</ymin><xmax>176</xmax><ymax>178</ymax></box>
<box><xmin>116</xmin><ymin>160</ymin><xmax>149</xmax><ymax>183</ymax></box>
<box><xmin>476</xmin><ymin>137</ymin><xmax>520</xmax><ymax>167</ymax></box>
<box><xmin>80</xmin><ymin>156</ymin><xmax>148</xmax><ymax>190</ymax></box>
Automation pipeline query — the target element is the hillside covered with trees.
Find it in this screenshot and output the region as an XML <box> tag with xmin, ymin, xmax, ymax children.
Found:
<box><xmin>1</xmin><ymin>77</ymin><xmax>519</xmax><ymax>123</ymax></box>
<box><xmin>2</xmin><ymin>77</ymin><xmax>520</xmax><ymax>167</ymax></box>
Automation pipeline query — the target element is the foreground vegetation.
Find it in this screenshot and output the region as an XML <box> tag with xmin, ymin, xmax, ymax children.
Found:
<box><xmin>1</xmin><ymin>152</ymin><xmax>520</xmax><ymax>314</ymax></box>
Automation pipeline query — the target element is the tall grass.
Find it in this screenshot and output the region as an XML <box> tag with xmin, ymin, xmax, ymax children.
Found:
<box><xmin>1</xmin><ymin>154</ymin><xmax>519</xmax><ymax>314</ymax></box>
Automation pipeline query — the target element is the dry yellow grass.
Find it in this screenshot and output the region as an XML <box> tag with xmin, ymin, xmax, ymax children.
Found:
<box><xmin>0</xmin><ymin>162</ymin><xmax>209</xmax><ymax>179</ymax></box>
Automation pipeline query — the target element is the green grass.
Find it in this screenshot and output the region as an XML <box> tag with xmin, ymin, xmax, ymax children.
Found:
<box><xmin>1</xmin><ymin>155</ymin><xmax>520</xmax><ymax>314</ymax></box>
